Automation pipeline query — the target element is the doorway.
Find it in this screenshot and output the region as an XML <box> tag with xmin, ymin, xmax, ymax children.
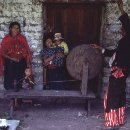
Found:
<box><xmin>44</xmin><ymin>3</ymin><xmax>103</xmax><ymax>49</ymax></box>
<box><xmin>43</xmin><ymin>2</ymin><xmax>104</xmax><ymax>95</ymax></box>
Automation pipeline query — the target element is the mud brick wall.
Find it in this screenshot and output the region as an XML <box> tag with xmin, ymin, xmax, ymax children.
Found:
<box><xmin>0</xmin><ymin>0</ymin><xmax>43</xmax><ymax>90</ymax></box>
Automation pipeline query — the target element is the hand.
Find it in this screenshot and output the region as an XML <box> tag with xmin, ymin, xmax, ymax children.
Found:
<box><xmin>56</xmin><ymin>52</ymin><xmax>64</xmax><ymax>58</ymax></box>
<box><xmin>117</xmin><ymin>0</ymin><xmax>123</xmax><ymax>9</ymax></box>
<box><xmin>90</xmin><ymin>44</ymin><xmax>102</xmax><ymax>50</ymax></box>
<box><xmin>117</xmin><ymin>0</ymin><xmax>125</xmax><ymax>14</ymax></box>
<box><xmin>10</xmin><ymin>57</ymin><xmax>19</xmax><ymax>62</ymax></box>
<box><xmin>3</xmin><ymin>54</ymin><xmax>19</xmax><ymax>62</ymax></box>
<box><xmin>43</xmin><ymin>62</ymin><xmax>48</xmax><ymax>66</ymax></box>
<box><xmin>43</xmin><ymin>60</ymin><xmax>47</xmax><ymax>65</ymax></box>
<box><xmin>27</xmin><ymin>64</ymin><xmax>31</xmax><ymax>68</ymax></box>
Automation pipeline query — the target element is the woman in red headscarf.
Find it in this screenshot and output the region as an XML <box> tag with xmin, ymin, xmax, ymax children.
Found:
<box><xmin>0</xmin><ymin>22</ymin><xmax>32</xmax><ymax>91</ymax></box>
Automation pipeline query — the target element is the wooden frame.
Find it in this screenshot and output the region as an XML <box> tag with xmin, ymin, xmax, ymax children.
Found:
<box><xmin>41</xmin><ymin>0</ymin><xmax>117</xmax><ymax>4</ymax></box>
<box><xmin>4</xmin><ymin>90</ymin><xmax>95</xmax><ymax>118</ymax></box>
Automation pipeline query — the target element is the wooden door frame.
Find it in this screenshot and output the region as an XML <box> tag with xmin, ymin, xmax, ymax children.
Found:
<box><xmin>42</xmin><ymin>1</ymin><xmax>105</xmax><ymax>96</ymax></box>
<box><xmin>42</xmin><ymin>0</ymin><xmax>116</xmax><ymax>4</ymax></box>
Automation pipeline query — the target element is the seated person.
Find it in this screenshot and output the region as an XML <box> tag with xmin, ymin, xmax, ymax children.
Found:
<box><xmin>41</xmin><ymin>38</ymin><xmax>65</xmax><ymax>90</ymax></box>
<box><xmin>54</xmin><ymin>33</ymin><xmax>69</xmax><ymax>88</ymax></box>
<box><xmin>22</xmin><ymin>68</ymin><xmax>34</xmax><ymax>90</ymax></box>
<box><xmin>41</xmin><ymin>38</ymin><xmax>55</xmax><ymax>68</ymax></box>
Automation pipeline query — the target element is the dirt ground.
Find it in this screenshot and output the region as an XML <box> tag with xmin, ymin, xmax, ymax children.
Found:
<box><xmin>0</xmin><ymin>98</ymin><xmax>130</xmax><ymax>130</ymax></box>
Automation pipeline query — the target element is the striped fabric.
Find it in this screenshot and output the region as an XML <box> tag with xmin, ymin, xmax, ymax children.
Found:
<box><xmin>104</xmin><ymin>90</ymin><xmax>125</xmax><ymax>128</ymax></box>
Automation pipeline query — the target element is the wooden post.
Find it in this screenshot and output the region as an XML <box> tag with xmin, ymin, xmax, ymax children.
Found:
<box><xmin>10</xmin><ymin>99</ymin><xmax>14</xmax><ymax>119</ymax></box>
<box><xmin>80</xmin><ymin>63</ymin><xmax>88</xmax><ymax>96</ymax></box>
<box><xmin>85</xmin><ymin>100</ymin><xmax>91</xmax><ymax>116</ymax></box>
<box><xmin>43</xmin><ymin>67</ymin><xmax>47</xmax><ymax>89</ymax></box>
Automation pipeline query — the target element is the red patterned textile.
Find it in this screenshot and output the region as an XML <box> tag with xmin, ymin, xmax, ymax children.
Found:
<box><xmin>104</xmin><ymin>89</ymin><xmax>125</xmax><ymax>128</ymax></box>
<box><xmin>0</xmin><ymin>34</ymin><xmax>32</xmax><ymax>75</ymax></box>
<box><xmin>112</xmin><ymin>66</ymin><xmax>124</xmax><ymax>78</ymax></box>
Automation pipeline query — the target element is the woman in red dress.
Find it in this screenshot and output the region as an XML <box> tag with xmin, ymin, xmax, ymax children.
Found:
<box><xmin>0</xmin><ymin>22</ymin><xmax>32</xmax><ymax>91</ymax></box>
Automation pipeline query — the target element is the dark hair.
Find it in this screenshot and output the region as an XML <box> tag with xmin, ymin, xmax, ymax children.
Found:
<box><xmin>43</xmin><ymin>32</ymin><xmax>54</xmax><ymax>48</ymax></box>
<box><xmin>9</xmin><ymin>21</ymin><xmax>21</xmax><ymax>35</ymax></box>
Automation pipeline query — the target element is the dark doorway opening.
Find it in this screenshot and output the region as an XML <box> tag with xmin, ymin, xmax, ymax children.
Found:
<box><xmin>44</xmin><ymin>3</ymin><xmax>103</xmax><ymax>49</ymax></box>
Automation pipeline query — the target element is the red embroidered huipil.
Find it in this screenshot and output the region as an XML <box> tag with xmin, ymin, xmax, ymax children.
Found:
<box><xmin>0</xmin><ymin>34</ymin><xmax>32</xmax><ymax>75</ymax></box>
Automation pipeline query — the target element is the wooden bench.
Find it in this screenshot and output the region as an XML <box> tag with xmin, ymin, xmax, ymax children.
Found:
<box><xmin>3</xmin><ymin>90</ymin><xmax>96</xmax><ymax>118</ymax></box>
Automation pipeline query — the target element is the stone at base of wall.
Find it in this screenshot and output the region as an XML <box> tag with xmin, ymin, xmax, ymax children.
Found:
<box><xmin>0</xmin><ymin>85</ymin><xmax>4</xmax><ymax>91</ymax></box>
<box><xmin>0</xmin><ymin>77</ymin><xmax>4</xmax><ymax>91</ymax></box>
